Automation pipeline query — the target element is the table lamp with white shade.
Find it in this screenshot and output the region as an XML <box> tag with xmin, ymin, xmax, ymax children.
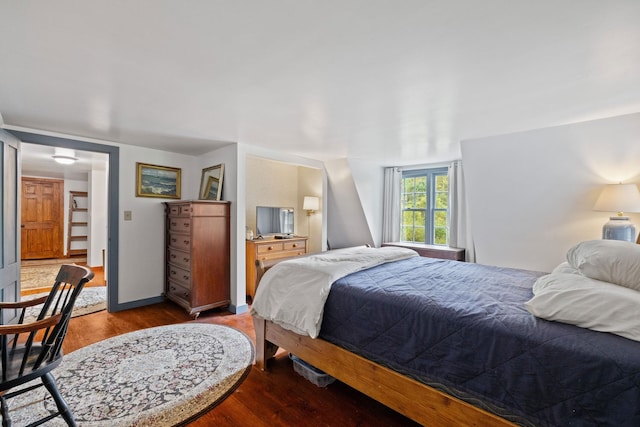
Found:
<box><xmin>593</xmin><ymin>183</ymin><xmax>640</xmax><ymax>242</ymax></box>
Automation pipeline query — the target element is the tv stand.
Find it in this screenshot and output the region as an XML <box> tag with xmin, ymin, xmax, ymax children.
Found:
<box><xmin>245</xmin><ymin>236</ymin><xmax>308</xmax><ymax>299</ymax></box>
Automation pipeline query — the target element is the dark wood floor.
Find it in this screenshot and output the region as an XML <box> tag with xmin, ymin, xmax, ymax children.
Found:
<box><xmin>64</xmin><ymin>302</ymin><xmax>419</xmax><ymax>427</ymax></box>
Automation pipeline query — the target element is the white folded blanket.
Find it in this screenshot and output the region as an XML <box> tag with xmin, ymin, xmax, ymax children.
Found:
<box><xmin>250</xmin><ymin>245</ymin><xmax>418</xmax><ymax>338</ymax></box>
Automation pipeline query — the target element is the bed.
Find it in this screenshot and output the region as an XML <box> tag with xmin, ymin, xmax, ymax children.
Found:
<box><xmin>251</xmin><ymin>244</ymin><xmax>640</xmax><ymax>426</ymax></box>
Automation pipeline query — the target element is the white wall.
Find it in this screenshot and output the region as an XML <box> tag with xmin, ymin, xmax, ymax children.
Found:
<box><xmin>245</xmin><ymin>157</ymin><xmax>299</xmax><ymax>234</ymax></box>
<box><xmin>117</xmin><ymin>145</ymin><xmax>198</xmax><ymax>303</ymax></box>
<box><xmin>89</xmin><ymin>168</ymin><xmax>108</xmax><ymax>268</ymax></box>
<box><xmin>196</xmin><ymin>143</ymin><xmax>244</xmax><ymax>312</ymax></box>
<box><xmin>461</xmin><ymin>112</ymin><xmax>640</xmax><ymax>272</ymax></box>
<box><xmin>298</xmin><ymin>166</ymin><xmax>323</xmax><ymax>253</ymax></box>
<box><xmin>349</xmin><ymin>159</ymin><xmax>384</xmax><ymax>247</ymax></box>
<box><xmin>325</xmin><ymin>158</ymin><xmax>375</xmax><ymax>249</ymax></box>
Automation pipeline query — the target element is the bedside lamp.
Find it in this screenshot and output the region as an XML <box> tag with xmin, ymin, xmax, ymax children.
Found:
<box><xmin>303</xmin><ymin>196</ymin><xmax>319</xmax><ymax>216</ymax></box>
<box><xmin>593</xmin><ymin>183</ymin><xmax>640</xmax><ymax>242</ymax></box>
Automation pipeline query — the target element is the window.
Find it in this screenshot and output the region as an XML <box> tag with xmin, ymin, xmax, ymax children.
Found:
<box><xmin>401</xmin><ymin>168</ymin><xmax>449</xmax><ymax>245</ymax></box>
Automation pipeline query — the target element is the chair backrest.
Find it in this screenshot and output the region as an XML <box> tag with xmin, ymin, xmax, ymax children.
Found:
<box><xmin>6</xmin><ymin>264</ymin><xmax>94</xmax><ymax>378</ymax></box>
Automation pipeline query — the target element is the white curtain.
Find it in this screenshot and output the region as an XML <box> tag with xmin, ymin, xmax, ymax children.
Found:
<box><xmin>448</xmin><ymin>160</ymin><xmax>475</xmax><ymax>262</ymax></box>
<box><xmin>382</xmin><ymin>167</ymin><xmax>402</xmax><ymax>243</ymax></box>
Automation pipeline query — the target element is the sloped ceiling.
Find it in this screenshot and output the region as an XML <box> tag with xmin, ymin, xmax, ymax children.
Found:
<box><xmin>1</xmin><ymin>1</ymin><xmax>639</xmax><ymax>165</ymax></box>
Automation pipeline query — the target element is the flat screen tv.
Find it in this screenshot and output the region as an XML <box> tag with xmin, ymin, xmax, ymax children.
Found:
<box><xmin>256</xmin><ymin>206</ymin><xmax>294</xmax><ymax>236</ymax></box>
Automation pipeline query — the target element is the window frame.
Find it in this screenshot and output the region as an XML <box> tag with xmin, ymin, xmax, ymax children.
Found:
<box><xmin>401</xmin><ymin>167</ymin><xmax>448</xmax><ymax>245</ymax></box>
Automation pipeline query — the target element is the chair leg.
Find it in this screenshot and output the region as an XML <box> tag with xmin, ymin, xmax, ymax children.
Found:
<box><xmin>0</xmin><ymin>396</ymin><xmax>11</xmax><ymax>427</ymax></box>
<box><xmin>41</xmin><ymin>373</ymin><xmax>76</xmax><ymax>427</ymax></box>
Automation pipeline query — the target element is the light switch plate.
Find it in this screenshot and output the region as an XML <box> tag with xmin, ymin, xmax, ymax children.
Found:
<box><xmin>124</xmin><ymin>210</ymin><xmax>132</xmax><ymax>221</ymax></box>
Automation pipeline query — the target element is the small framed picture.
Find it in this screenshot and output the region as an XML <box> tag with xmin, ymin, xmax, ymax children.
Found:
<box><xmin>199</xmin><ymin>164</ymin><xmax>225</xmax><ymax>201</ymax></box>
<box><xmin>136</xmin><ymin>162</ymin><xmax>181</xmax><ymax>199</ymax></box>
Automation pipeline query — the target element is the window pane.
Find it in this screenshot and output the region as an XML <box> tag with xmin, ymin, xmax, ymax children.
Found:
<box><xmin>402</xmin><ymin>210</ymin><xmax>414</xmax><ymax>224</ymax></box>
<box><xmin>415</xmin><ymin>210</ymin><xmax>426</xmax><ymax>225</ymax></box>
<box><xmin>401</xmin><ymin>226</ymin><xmax>412</xmax><ymax>241</ymax></box>
<box><xmin>434</xmin><ymin>227</ymin><xmax>447</xmax><ymax>245</ymax></box>
<box><xmin>415</xmin><ymin>193</ymin><xmax>427</xmax><ymax>209</ymax></box>
<box><xmin>435</xmin><ymin>192</ymin><xmax>448</xmax><ymax>209</ymax></box>
<box><xmin>403</xmin><ymin>177</ymin><xmax>415</xmax><ymax>193</ymax></box>
<box><xmin>402</xmin><ymin>194</ymin><xmax>414</xmax><ymax>209</ymax></box>
<box><xmin>436</xmin><ymin>175</ymin><xmax>448</xmax><ymax>192</ymax></box>
<box><xmin>414</xmin><ymin>227</ymin><xmax>425</xmax><ymax>242</ymax></box>
<box><xmin>434</xmin><ymin>211</ymin><xmax>447</xmax><ymax>227</ymax></box>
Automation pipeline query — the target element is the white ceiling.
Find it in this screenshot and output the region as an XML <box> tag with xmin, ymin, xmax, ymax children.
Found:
<box><xmin>21</xmin><ymin>142</ymin><xmax>108</xmax><ymax>181</ymax></box>
<box><xmin>1</xmin><ymin>1</ymin><xmax>639</xmax><ymax>166</ymax></box>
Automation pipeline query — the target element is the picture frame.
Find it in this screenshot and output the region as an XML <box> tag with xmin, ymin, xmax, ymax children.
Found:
<box><xmin>136</xmin><ymin>162</ymin><xmax>181</xmax><ymax>199</ymax></box>
<box><xmin>199</xmin><ymin>164</ymin><xmax>224</xmax><ymax>201</ymax></box>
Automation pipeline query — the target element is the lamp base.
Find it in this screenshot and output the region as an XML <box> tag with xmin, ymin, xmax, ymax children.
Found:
<box><xmin>602</xmin><ymin>216</ymin><xmax>636</xmax><ymax>242</ymax></box>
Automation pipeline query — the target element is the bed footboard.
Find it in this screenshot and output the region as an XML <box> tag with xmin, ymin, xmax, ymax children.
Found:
<box><xmin>253</xmin><ymin>316</ymin><xmax>280</xmax><ymax>370</ymax></box>
<box><xmin>252</xmin><ymin>317</ymin><xmax>515</xmax><ymax>427</ymax></box>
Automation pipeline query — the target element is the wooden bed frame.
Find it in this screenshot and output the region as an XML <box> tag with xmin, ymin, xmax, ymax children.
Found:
<box><xmin>253</xmin><ymin>317</ymin><xmax>515</xmax><ymax>427</ymax></box>
<box><xmin>252</xmin><ymin>257</ymin><xmax>517</xmax><ymax>426</ymax></box>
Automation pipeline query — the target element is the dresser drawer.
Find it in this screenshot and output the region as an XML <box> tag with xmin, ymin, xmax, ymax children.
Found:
<box><xmin>257</xmin><ymin>242</ymin><xmax>284</xmax><ymax>254</ymax></box>
<box><xmin>284</xmin><ymin>240</ymin><xmax>306</xmax><ymax>251</ymax></box>
<box><xmin>168</xmin><ymin>248</ymin><xmax>191</xmax><ymax>269</ymax></box>
<box><xmin>169</xmin><ymin>217</ymin><xmax>191</xmax><ymax>233</ymax></box>
<box><xmin>168</xmin><ymin>233</ymin><xmax>191</xmax><ymax>251</ymax></box>
<box><xmin>167</xmin><ymin>280</ymin><xmax>191</xmax><ymax>305</ymax></box>
<box><xmin>168</xmin><ymin>265</ymin><xmax>191</xmax><ymax>287</ymax></box>
<box><xmin>258</xmin><ymin>249</ymin><xmax>306</xmax><ymax>262</ymax></box>
<box><xmin>168</xmin><ymin>204</ymin><xmax>191</xmax><ymax>217</ymax></box>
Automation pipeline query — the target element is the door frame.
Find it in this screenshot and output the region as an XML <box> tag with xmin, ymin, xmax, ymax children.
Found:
<box><xmin>8</xmin><ymin>130</ymin><xmax>122</xmax><ymax>312</ymax></box>
<box><xmin>1</xmin><ymin>132</ymin><xmax>20</xmax><ymax>320</ymax></box>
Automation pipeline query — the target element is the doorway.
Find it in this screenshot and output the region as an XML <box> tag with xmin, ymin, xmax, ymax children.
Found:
<box><xmin>20</xmin><ymin>145</ymin><xmax>107</xmax><ymax>297</ymax></box>
<box><xmin>9</xmin><ymin>130</ymin><xmax>120</xmax><ymax>312</ymax></box>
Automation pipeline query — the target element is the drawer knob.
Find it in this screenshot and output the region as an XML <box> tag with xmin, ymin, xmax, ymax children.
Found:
<box><xmin>292</xmin><ymin>244</ymin><xmax>297</xmax><ymax>248</ymax></box>
<box><xmin>184</xmin><ymin>257</ymin><xmax>189</xmax><ymax>262</ymax></box>
<box><xmin>267</xmin><ymin>246</ymin><xmax>273</xmax><ymax>251</ymax></box>
<box><xmin>183</xmin><ymin>292</ymin><xmax>189</xmax><ymax>298</ymax></box>
<box><xmin>184</xmin><ymin>240</ymin><xmax>189</xmax><ymax>245</ymax></box>
<box><xmin>183</xmin><ymin>275</ymin><xmax>189</xmax><ymax>280</ymax></box>
<box><xmin>184</xmin><ymin>222</ymin><xmax>189</xmax><ymax>227</ymax></box>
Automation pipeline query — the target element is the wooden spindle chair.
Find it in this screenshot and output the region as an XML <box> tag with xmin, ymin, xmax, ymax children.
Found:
<box><xmin>0</xmin><ymin>264</ymin><xmax>93</xmax><ymax>427</ymax></box>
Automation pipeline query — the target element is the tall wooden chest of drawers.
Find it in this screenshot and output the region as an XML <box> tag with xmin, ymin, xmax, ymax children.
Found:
<box><xmin>245</xmin><ymin>236</ymin><xmax>308</xmax><ymax>299</ymax></box>
<box><xmin>164</xmin><ymin>201</ymin><xmax>230</xmax><ymax>317</ymax></box>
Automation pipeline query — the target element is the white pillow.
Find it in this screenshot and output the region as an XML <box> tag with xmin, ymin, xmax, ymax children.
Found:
<box><xmin>551</xmin><ymin>261</ymin><xmax>578</xmax><ymax>275</ymax></box>
<box><xmin>566</xmin><ymin>240</ymin><xmax>640</xmax><ymax>291</ymax></box>
<box><xmin>526</xmin><ymin>272</ymin><xmax>640</xmax><ymax>342</ymax></box>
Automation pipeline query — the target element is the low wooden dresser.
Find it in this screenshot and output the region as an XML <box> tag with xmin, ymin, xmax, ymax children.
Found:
<box><xmin>164</xmin><ymin>200</ymin><xmax>230</xmax><ymax>317</ymax></box>
<box><xmin>246</xmin><ymin>236</ymin><xmax>308</xmax><ymax>299</ymax></box>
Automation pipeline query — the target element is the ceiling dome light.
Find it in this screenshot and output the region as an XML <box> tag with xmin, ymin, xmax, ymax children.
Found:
<box><xmin>52</xmin><ymin>148</ymin><xmax>77</xmax><ymax>165</ymax></box>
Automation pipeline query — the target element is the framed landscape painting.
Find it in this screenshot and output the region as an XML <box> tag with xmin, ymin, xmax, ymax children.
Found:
<box><xmin>136</xmin><ymin>162</ymin><xmax>181</xmax><ymax>199</ymax></box>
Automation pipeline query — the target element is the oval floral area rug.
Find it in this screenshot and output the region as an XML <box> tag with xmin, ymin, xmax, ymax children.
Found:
<box><xmin>10</xmin><ymin>323</ymin><xmax>254</xmax><ymax>426</ymax></box>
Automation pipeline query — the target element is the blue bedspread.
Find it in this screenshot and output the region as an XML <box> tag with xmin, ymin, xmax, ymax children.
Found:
<box><xmin>319</xmin><ymin>256</ymin><xmax>640</xmax><ymax>426</ymax></box>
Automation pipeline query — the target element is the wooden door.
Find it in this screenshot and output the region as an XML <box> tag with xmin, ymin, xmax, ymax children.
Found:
<box><xmin>21</xmin><ymin>177</ymin><xmax>64</xmax><ymax>259</ymax></box>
